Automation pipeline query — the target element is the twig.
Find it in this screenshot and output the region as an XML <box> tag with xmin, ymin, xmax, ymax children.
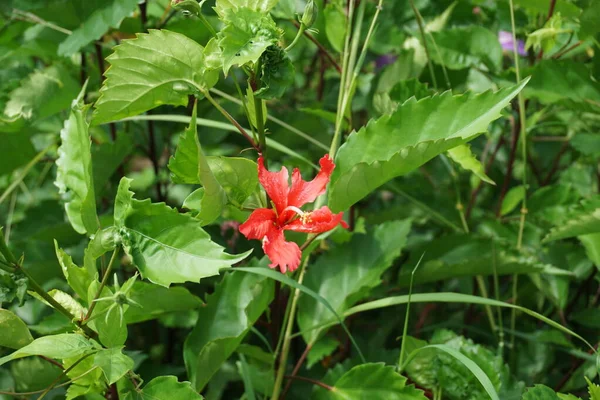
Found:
<box><xmin>84</xmin><ymin>249</ymin><xmax>119</xmax><ymax>321</ymax></box>
<box><xmin>292</xmin><ymin>21</ymin><xmax>341</xmax><ymax>73</ymax></box>
<box><xmin>283</xmin><ymin>375</ymin><xmax>333</xmax><ymax>391</ymax></box>
<box><xmin>281</xmin><ymin>343</ymin><xmax>313</xmax><ymax>398</ymax></box>
<box><xmin>495</xmin><ymin>117</ymin><xmax>520</xmax><ymax>217</ymax></box>
<box><xmin>552</xmin><ymin>41</ymin><xmax>583</xmax><ymax>59</ymax></box>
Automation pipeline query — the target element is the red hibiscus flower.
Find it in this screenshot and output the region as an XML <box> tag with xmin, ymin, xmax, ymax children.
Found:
<box><xmin>239</xmin><ymin>155</ymin><xmax>347</xmax><ymax>273</ymax></box>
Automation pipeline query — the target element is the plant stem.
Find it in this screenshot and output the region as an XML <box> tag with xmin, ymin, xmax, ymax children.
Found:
<box><xmin>409</xmin><ymin>0</ymin><xmax>437</xmax><ymax>89</ymax></box>
<box><xmin>271</xmin><ymin>260</ymin><xmax>309</xmax><ymax>400</ymax></box>
<box><xmin>398</xmin><ymin>254</ymin><xmax>424</xmax><ymax>372</ymax></box>
<box><xmin>285</xmin><ymin>22</ymin><xmax>306</xmax><ymax>52</ymax></box>
<box><xmin>198</xmin><ymin>13</ymin><xmax>217</xmax><ymax>36</ymax></box>
<box><xmin>85</xmin><ymin>248</ymin><xmax>119</xmax><ymax>321</ymax></box>
<box><xmin>284</xmin><ymin>375</ymin><xmax>333</xmax><ymax>391</ymax></box>
<box><xmin>291</xmin><ymin>21</ymin><xmax>341</xmax><ymax>73</ymax></box>
<box><xmin>203</xmin><ymin>90</ymin><xmax>260</xmax><ymax>152</ymax></box>
<box><xmin>508</xmin><ymin>0</ymin><xmax>528</xmax><ymax>249</ymax></box>
<box><xmin>0</xmin><ymin>143</ymin><xmax>54</xmax><ymax>205</ymax></box>
<box><xmin>281</xmin><ymin>343</ymin><xmax>313</xmax><ymax>398</ymax></box>
<box><xmin>253</xmin><ymin>91</ymin><xmax>267</xmax><ymax>162</ymax></box>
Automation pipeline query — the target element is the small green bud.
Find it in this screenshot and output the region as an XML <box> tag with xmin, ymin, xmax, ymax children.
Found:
<box><xmin>171</xmin><ymin>0</ymin><xmax>201</xmax><ymax>17</ymax></box>
<box><xmin>301</xmin><ymin>0</ymin><xmax>317</xmax><ymax>28</ymax></box>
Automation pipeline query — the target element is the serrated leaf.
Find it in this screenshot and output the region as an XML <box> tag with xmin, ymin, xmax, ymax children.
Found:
<box><xmin>55</xmin><ymin>85</ymin><xmax>99</xmax><ymax>235</ymax></box>
<box><xmin>184</xmin><ymin>261</ymin><xmax>273</xmax><ymax>391</ymax></box>
<box><xmin>389</xmin><ymin>78</ymin><xmax>432</xmax><ymax>104</ymax></box>
<box><xmin>447</xmin><ymin>144</ymin><xmax>495</xmax><ymax>185</ymax></box>
<box><xmin>93</xmin><ymin>348</ymin><xmax>134</xmax><ymax>385</ymax></box>
<box><xmin>544</xmin><ymin>198</ymin><xmax>600</xmax><ymax>241</ymax></box>
<box><xmin>114</xmin><ymin>178</ymin><xmax>251</xmax><ymax>287</ymax></box>
<box><xmin>57</xmin><ymin>0</ymin><xmax>139</xmax><ymax>56</ymax></box>
<box><xmin>168</xmin><ymin>102</ymin><xmax>226</xmax><ymax>225</ymax></box>
<box><xmin>217</xmin><ymin>8</ymin><xmax>280</xmax><ymax>74</ymax></box>
<box><xmin>329</xmin><ymin>80</ymin><xmax>528</xmax><ymax>212</ymax></box>
<box><xmin>254</xmin><ymin>45</ymin><xmax>295</xmax><ymax>100</ymax></box>
<box><xmin>426</xmin><ymin>26</ymin><xmax>503</xmax><ymax>72</ymax></box>
<box><xmin>297</xmin><ymin>220</ymin><xmax>411</xmax><ymax>344</ymax></box>
<box><xmin>4</xmin><ymin>64</ymin><xmax>79</xmax><ymax>120</ymax></box>
<box><xmin>214</xmin><ymin>0</ymin><xmax>280</xmax><ymax>18</ymax></box>
<box><xmin>522</xmin><ymin>385</ymin><xmax>561</xmax><ymax>399</ymax></box>
<box><xmin>0</xmin><ymin>334</ymin><xmax>94</xmax><ymax>367</ymax></box>
<box><xmin>587</xmin><ymin>377</ymin><xmax>600</xmax><ymax>400</ymax></box>
<box><xmin>93</xmin><ymin>29</ymin><xmax>219</xmax><ymax>124</ymax></box>
<box><xmin>55</xmin><ymin>240</ymin><xmax>94</xmax><ymax>300</ymax></box>
<box><xmin>0</xmin><ymin>309</ymin><xmax>33</xmax><ymax>349</ymax></box>
<box><xmin>313</xmin><ymin>363</ymin><xmax>427</xmax><ymax>400</ymax></box>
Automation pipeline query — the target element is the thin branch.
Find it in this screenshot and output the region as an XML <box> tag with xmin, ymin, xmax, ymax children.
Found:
<box><xmin>292</xmin><ymin>21</ymin><xmax>341</xmax><ymax>73</ymax></box>
<box><xmin>281</xmin><ymin>343</ymin><xmax>313</xmax><ymax>398</ymax></box>
<box><xmin>84</xmin><ymin>249</ymin><xmax>119</xmax><ymax>321</ymax></box>
<box><xmin>283</xmin><ymin>375</ymin><xmax>333</xmax><ymax>391</ymax></box>
<box><xmin>495</xmin><ymin>117</ymin><xmax>520</xmax><ymax>217</ymax></box>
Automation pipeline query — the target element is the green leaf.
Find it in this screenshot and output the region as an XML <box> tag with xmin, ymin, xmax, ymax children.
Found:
<box><xmin>297</xmin><ymin>220</ymin><xmax>411</xmax><ymax>344</ymax></box>
<box><xmin>314</xmin><ymin>363</ymin><xmax>427</xmax><ymax>400</ymax></box>
<box><xmin>4</xmin><ymin>64</ymin><xmax>80</xmax><ymax>120</ymax></box>
<box><xmin>447</xmin><ymin>144</ymin><xmax>495</xmax><ymax>185</ymax></box>
<box><xmin>329</xmin><ymin>80</ymin><xmax>528</xmax><ymax>212</ymax></box>
<box><xmin>92</xmin><ymin>132</ymin><xmax>134</xmax><ymax>194</ymax></box>
<box><xmin>587</xmin><ymin>377</ymin><xmax>600</xmax><ymax>400</ymax></box>
<box><xmin>215</xmin><ymin>0</ymin><xmax>280</xmax><ymax>18</ymax></box>
<box><xmin>544</xmin><ymin>198</ymin><xmax>600</xmax><ymax>241</ymax></box>
<box><xmin>124</xmin><ymin>281</ymin><xmax>202</xmax><ymax>324</ymax></box>
<box><xmin>500</xmin><ymin>185</ymin><xmax>526</xmax><ymax>216</ymax></box>
<box><xmin>580</xmin><ymin>2</ymin><xmax>600</xmax><ymax>39</ymax></box>
<box><xmin>122</xmin><ymin>376</ymin><xmax>204</xmax><ymax>400</ymax></box>
<box><xmin>169</xmin><ymin>103</ymin><xmax>226</xmax><ymax>225</ymax></box>
<box><xmin>388</xmin><ymin>78</ymin><xmax>432</xmax><ymax>104</ymax></box>
<box><xmin>404</xmin><ymin>344</ymin><xmax>500</xmax><ymax>400</ymax></box>
<box><xmin>55</xmin><ymin>241</ymin><xmax>94</xmax><ymax>300</ymax></box>
<box><xmin>55</xmin><ymin>84</ymin><xmax>99</xmax><ymax>235</ymax></box>
<box><xmin>571</xmin><ymin>133</ymin><xmax>600</xmax><ymax>157</ymax></box>
<box><xmin>514</xmin><ymin>0</ymin><xmax>580</xmax><ymax>18</ymax></box>
<box><xmin>0</xmin><ymin>130</ymin><xmax>35</xmax><ymax>177</ymax></box>
<box><xmin>30</xmin><ymin>289</ymin><xmax>86</xmax><ymax>319</ymax></box>
<box><xmin>426</xmin><ymin>26</ymin><xmax>503</xmax><ymax>72</ymax></box>
<box><xmin>525</xmin><ymin>14</ymin><xmax>567</xmax><ymax>54</ymax></box>
<box><xmin>324</xmin><ymin>0</ymin><xmax>346</xmax><ymax>53</ymax></box>
<box><xmin>92</xmin><ymin>30</ymin><xmax>219</xmax><ymax>124</ymax></box>
<box><xmin>57</xmin><ymin>0</ymin><xmax>139</xmax><ymax>56</ymax></box>
<box><xmin>524</xmin><ymin>60</ymin><xmax>600</xmax><ymax>106</ymax></box>
<box><xmin>218</xmin><ymin>8</ymin><xmax>281</xmax><ymax>74</ymax></box>
<box><xmin>0</xmin><ymin>309</ymin><xmax>33</xmax><ymax>349</ymax></box>
<box><xmin>93</xmin><ymin>348</ymin><xmax>134</xmax><ymax>385</ymax></box>
<box><xmin>397</xmin><ymin>235</ymin><xmax>563</xmax><ymax>287</ymax></box>
<box><xmin>0</xmin><ymin>333</ymin><xmax>94</xmax><ymax>367</ymax></box>
<box><xmin>184</xmin><ymin>262</ymin><xmax>274</xmax><ymax>391</ymax></box>
<box><xmin>114</xmin><ymin>178</ymin><xmax>251</xmax><ymax>287</ymax></box>
<box><xmin>254</xmin><ymin>45</ymin><xmax>295</xmax><ymax>100</ymax></box>
<box><xmin>522</xmin><ymin>385</ymin><xmax>561</xmax><ymax>399</ymax></box>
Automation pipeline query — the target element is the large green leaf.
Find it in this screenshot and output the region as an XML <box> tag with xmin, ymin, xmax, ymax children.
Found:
<box><xmin>168</xmin><ymin>103</ymin><xmax>226</xmax><ymax>225</ymax></box>
<box><xmin>121</xmin><ymin>376</ymin><xmax>204</xmax><ymax>400</ymax></box>
<box><xmin>92</xmin><ymin>29</ymin><xmax>219</xmax><ymax>124</ymax></box>
<box><xmin>214</xmin><ymin>0</ymin><xmax>280</xmax><ymax>18</ymax></box>
<box><xmin>426</xmin><ymin>26</ymin><xmax>503</xmax><ymax>72</ymax></box>
<box><xmin>4</xmin><ymin>65</ymin><xmax>80</xmax><ymax>120</ymax></box>
<box><xmin>93</xmin><ymin>348</ymin><xmax>134</xmax><ymax>385</ymax></box>
<box><xmin>57</xmin><ymin>0</ymin><xmax>139</xmax><ymax>56</ymax></box>
<box><xmin>544</xmin><ymin>198</ymin><xmax>600</xmax><ymax>241</ymax></box>
<box><xmin>55</xmin><ymin>86</ymin><xmax>99</xmax><ymax>235</ymax></box>
<box><xmin>124</xmin><ymin>281</ymin><xmax>203</xmax><ymax>324</ymax></box>
<box><xmin>218</xmin><ymin>8</ymin><xmax>281</xmax><ymax>74</ymax></box>
<box><xmin>524</xmin><ymin>60</ymin><xmax>600</xmax><ymax>106</ymax></box>
<box><xmin>297</xmin><ymin>220</ymin><xmax>411</xmax><ymax>344</ymax></box>
<box><xmin>329</xmin><ymin>80</ymin><xmax>528</xmax><ymax>212</ymax></box>
<box><xmin>313</xmin><ymin>363</ymin><xmax>427</xmax><ymax>400</ymax></box>
<box><xmin>0</xmin><ymin>334</ymin><xmax>95</xmax><ymax>367</ymax></box>
<box><xmin>114</xmin><ymin>178</ymin><xmax>251</xmax><ymax>287</ymax></box>
<box><xmin>398</xmin><ymin>235</ymin><xmax>568</xmax><ymax>287</ymax></box>
<box><xmin>184</xmin><ymin>261</ymin><xmax>274</xmax><ymax>391</ymax></box>
<box><xmin>0</xmin><ymin>309</ymin><xmax>33</xmax><ymax>349</ymax></box>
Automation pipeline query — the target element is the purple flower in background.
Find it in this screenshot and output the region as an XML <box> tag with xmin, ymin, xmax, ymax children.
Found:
<box><xmin>375</xmin><ymin>54</ymin><xmax>398</xmax><ymax>70</ymax></box>
<box><xmin>498</xmin><ymin>31</ymin><xmax>527</xmax><ymax>56</ymax></box>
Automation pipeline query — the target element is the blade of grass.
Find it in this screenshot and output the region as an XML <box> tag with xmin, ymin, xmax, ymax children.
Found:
<box><xmin>397</xmin><ymin>253</ymin><xmax>424</xmax><ymax>371</ymax></box>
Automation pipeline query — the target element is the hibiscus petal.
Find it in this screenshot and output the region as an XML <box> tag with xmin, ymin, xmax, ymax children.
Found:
<box><xmin>239</xmin><ymin>208</ymin><xmax>277</xmax><ymax>240</ymax></box>
<box><xmin>285</xmin><ymin>206</ymin><xmax>347</xmax><ymax>234</ymax></box>
<box><xmin>287</xmin><ymin>154</ymin><xmax>335</xmax><ymax>208</ymax></box>
<box><xmin>258</xmin><ymin>156</ymin><xmax>289</xmax><ymax>214</ymax></box>
<box><xmin>263</xmin><ymin>228</ymin><xmax>302</xmax><ymax>273</ymax></box>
